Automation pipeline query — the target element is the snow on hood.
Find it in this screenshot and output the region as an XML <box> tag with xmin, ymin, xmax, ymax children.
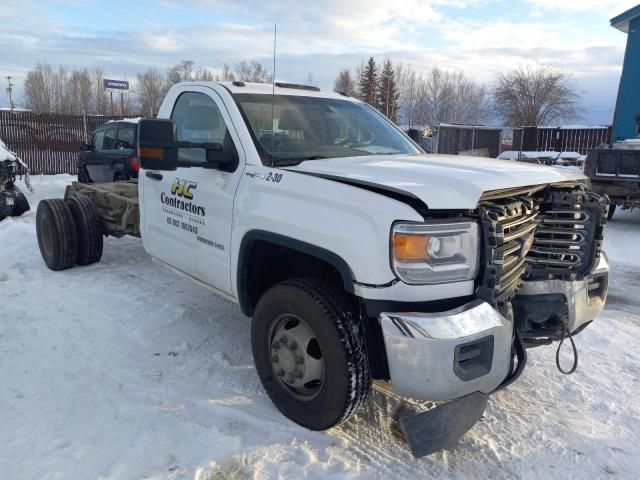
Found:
<box><xmin>285</xmin><ymin>154</ymin><xmax>587</xmax><ymax>209</ymax></box>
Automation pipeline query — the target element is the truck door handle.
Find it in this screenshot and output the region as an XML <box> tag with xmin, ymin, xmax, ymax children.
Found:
<box><xmin>145</xmin><ymin>171</ymin><xmax>163</xmax><ymax>181</ymax></box>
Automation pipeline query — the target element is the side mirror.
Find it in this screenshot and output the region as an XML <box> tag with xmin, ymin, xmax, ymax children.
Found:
<box><xmin>137</xmin><ymin>119</ymin><xmax>178</xmax><ymax>171</ymax></box>
<box><xmin>79</xmin><ymin>143</ymin><xmax>92</xmax><ymax>152</ymax></box>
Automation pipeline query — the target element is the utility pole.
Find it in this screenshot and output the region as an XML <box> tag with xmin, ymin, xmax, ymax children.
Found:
<box><xmin>6</xmin><ymin>76</ymin><xmax>14</xmax><ymax>112</ymax></box>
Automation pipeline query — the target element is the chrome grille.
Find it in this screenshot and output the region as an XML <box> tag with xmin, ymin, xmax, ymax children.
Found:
<box><xmin>477</xmin><ymin>186</ymin><xmax>607</xmax><ymax>305</ymax></box>
<box><xmin>526</xmin><ymin>189</ymin><xmax>607</xmax><ymax>279</ymax></box>
<box><xmin>477</xmin><ymin>196</ymin><xmax>539</xmax><ymax>304</ymax></box>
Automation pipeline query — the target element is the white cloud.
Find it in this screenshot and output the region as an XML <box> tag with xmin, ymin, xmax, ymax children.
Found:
<box><xmin>524</xmin><ymin>0</ymin><xmax>638</xmax><ymax>15</ymax></box>
<box><xmin>0</xmin><ymin>0</ymin><xmax>627</xmax><ymax>123</ymax></box>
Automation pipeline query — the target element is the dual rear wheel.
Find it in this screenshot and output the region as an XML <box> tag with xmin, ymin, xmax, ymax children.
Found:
<box><xmin>36</xmin><ymin>196</ymin><xmax>103</xmax><ymax>271</ymax></box>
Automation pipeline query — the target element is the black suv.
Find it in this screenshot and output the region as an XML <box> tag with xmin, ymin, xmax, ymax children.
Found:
<box><xmin>77</xmin><ymin>120</ymin><xmax>140</xmax><ymax>183</ymax></box>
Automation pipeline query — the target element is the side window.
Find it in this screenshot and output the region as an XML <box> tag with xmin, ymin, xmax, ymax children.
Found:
<box><xmin>171</xmin><ymin>91</ymin><xmax>231</xmax><ymax>163</ymax></box>
<box><xmin>93</xmin><ymin>130</ymin><xmax>105</xmax><ymax>150</ymax></box>
<box><xmin>103</xmin><ymin>128</ymin><xmax>116</xmax><ymax>150</ymax></box>
<box><xmin>117</xmin><ymin>125</ymin><xmax>136</xmax><ymax>149</ymax></box>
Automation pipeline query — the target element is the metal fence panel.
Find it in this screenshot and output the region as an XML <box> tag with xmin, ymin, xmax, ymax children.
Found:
<box><xmin>0</xmin><ymin>111</ymin><xmax>124</xmax><ymax>174</ymax></box>
<box><xmin>434</xmin><ymin>125</ymin><xmax>502</xmax><ymax>158</ymax></box>
<box><xmin>536</xmin><ymin>126</ymin><xmax>612</xmax><ymax>155</ymax></box>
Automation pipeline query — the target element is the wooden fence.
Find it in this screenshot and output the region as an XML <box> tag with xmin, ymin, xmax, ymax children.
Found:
<box><xmin>0</xmin><ymin>111</ymin><xmax>124</xmax><ymax>174</ymax></box>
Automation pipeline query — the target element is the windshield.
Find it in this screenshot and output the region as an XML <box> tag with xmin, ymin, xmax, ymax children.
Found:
<box><xmin>233</xmin><ymin>93</ymin><xmax>421</xmax><ymax>166</ymax></box>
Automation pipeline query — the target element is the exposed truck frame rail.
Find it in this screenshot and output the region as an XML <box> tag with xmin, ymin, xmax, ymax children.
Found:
<box><xmin>63</xmin><ymin>181</ymin><xmax>140</xmax><ymax>237</ymax></box>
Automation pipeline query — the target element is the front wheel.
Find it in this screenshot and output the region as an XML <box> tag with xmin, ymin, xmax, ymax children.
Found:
<box><xmin>251</xmin><ymin>278</ymin><xmax>371</xmax><ymax>430</ymax></box>
<box><xmin>607</xmin><ymin>204</ymin><xmax>616</xmax><ymax>220</ymax></box>
<box><xmin>10</xmin><ymin>186</ymin><xmax>30</xmax><ymax>217</ymax></box>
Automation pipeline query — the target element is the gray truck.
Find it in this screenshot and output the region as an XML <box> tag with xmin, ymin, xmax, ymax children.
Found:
<box><xmin>585</xmin><ymin>138</ymin><xmax>640</xmax><ymax>219</ymax></box>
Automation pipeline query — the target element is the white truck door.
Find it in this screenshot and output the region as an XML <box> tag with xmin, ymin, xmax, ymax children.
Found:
<box><xmin>140</xmin><ymin>86</ymin><xmax>244</xmax><ymax>296</ymax></box>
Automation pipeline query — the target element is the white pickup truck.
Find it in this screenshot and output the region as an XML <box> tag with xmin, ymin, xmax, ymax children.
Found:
<box><xmin>35</xmin><ymin>81</ymin><xmax>609</xmax><ymax>456</ymax></box>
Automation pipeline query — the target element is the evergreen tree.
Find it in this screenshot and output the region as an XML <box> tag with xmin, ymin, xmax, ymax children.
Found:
<box><xmin>378</xmin><ymin>59</ymin><xmax>399</xmax><ymax>122</ymax></box>
<box><xmin>358</xmin><ymin>57</ymin><xmax>378</xmax><ymax>107</ymax></box>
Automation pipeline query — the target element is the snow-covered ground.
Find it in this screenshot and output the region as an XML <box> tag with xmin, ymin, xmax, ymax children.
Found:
<box><xmin>1</xmin><ymin>175</ymin><xmax>639</xmax><ymax>480</ymax></box>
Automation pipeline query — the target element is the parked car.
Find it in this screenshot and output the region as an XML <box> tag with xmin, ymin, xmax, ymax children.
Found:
<box><xmin>77</xmin><ymin>119</ymin><xmax>141</xmax><ymax>183</ymax></box>
<box><xmin>584</xmin><ymin>138</ymin><xmax>640</xmax><ymax>219</ymax></box>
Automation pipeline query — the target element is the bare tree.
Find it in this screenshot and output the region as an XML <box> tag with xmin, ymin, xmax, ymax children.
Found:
<box><xmin>493</xmin><ymin>65</ymin><xmax>579</xmax><ymax>126</ymax></box>
<box><xmin>167</xmin><ymin>60</ymin><xmax>195</xmax><ymax>85</ymax></box>
<box><xmin>394</xmin><ymin>64</ymin><xmax>489</xmax><ymax>127</ymax></box>
<box><xmin>68</xmin><ymin>69</ymin><xmax>93</xmax><ymax>114</ymax></box>
<box><xmin>305</xmin><ymin>73</ymin><xmax>316</xmax><ymax>87</ymax></box>
<box><xmin>23</xmin><ymin>63</ymin><xmax>51</xmax><ymax>112</ymax></box>
<box><xmin>234</xmin><ymin>60</ymin><xmax>272</xmax><ymax>83</ymax></box>
<box><xmin>92</xmin><ymin>66</ymin><xmax>109</xmax><ymax>115</ymax></box>
<box><xmin>215</xmin><ymin>64</ymin><xmax>235</xmax><ymax>82</ymax></box>
<box><xmin>137</xmin><ymin>67</ymin><xmax>167</xmax><ymax>117</ymax></box>
<box><xmin>396</xmin><ymin>63</ymin><xmax>419</xmax><ymax>127</ymax></box>
<box><xmin>167</xmin><ymin>60</ymin><xmax>214</xmax><ymax>85</ymax></box>
<box><xmin>333</xmin><ymin>69</ymin><xmax>357</xmax><ymax>97</ymax></box>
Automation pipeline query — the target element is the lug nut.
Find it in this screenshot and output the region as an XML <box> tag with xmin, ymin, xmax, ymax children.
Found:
<box><xmin>276</xmin><ymin>368</ymin><xmax>285</xmax><ymax>377</ymax></box>
<box><xmin>296</xmin><ymin>355</ymin><xmax>304</xmax><ymax>364</ymax></box>
<box><xmin>279</xmin><ymin>335</ymin><xmax>288</xmax><ymax>345</ymax></box>
<box><xmin>295</xmin><ymin>370</ymin><xmax>303</xmax><ymax>378</ymax></box>
<box><xmin>271</xmin><ymin>354</ymin><xmax>279</xmax><ymax>363</ymax></box>
<box><xmin>289</xmin><ymin>340</ymin><xmax>298</xmax><ymax>349</ymax></box>
<box><xmin>285</xmin><ymin>374</ymin><xmax>294</xmax><ymax>383</ymax></box>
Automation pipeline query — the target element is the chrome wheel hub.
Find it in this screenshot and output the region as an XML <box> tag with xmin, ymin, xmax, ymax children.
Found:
<box><xmin>269</xmin><ymin>314</ymin><xmax>325</xmax><ymax>400</ymax></box>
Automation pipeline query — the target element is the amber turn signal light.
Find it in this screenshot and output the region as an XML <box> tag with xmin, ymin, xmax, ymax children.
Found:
<box><xmin>393</xmin><ymin>234</ymin><xmax>430</xmax><ymax>261</ymax></box>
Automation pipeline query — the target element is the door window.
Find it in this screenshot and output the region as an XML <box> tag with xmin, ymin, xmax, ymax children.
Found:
<box><xmin>93</xmin><ymin>130</ymin><xmax>105</xmax><ymax>150</ymax></box>
<box><xmin>103</xmin><ymin>128</ymin><xmax>117</xmax><ymax>150</ymax></box>
<box><xmin>117</xmin><ymin>125</ymin><xmax>136</xmax><ymax>149</ymax></box>
<box><xmin>171</xmin><ymin>92</ymin><xmax>232</xmax><ymax>164</ymax></box>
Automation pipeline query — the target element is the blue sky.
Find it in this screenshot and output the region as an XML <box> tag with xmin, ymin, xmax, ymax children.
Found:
<box><xmin>0</xmin><ymin>0</ymin><xmax>637</xmax><ymax>124</ymax></box>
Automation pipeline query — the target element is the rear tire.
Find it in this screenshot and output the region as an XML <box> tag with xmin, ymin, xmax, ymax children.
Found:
<box><xmin>607</xmin><ymin>204</ymin><xmax>616</xmax><ymax>220</ymax></box>
<box><xmin>252</xmin><ymin>278</ymin><xmax>371</xmax><ymax>431</ymax></box>
<box><xmin>66</xmin><ymin>195</ymin><xmax>103</xmax><ymax>265</ymax></box>
<box><xmin>36</xmin><ymin>199</ymin><xmax>78</xmax><ymax>271</ymax></box>
<box><xmin>10</xmin><ymin>186</ymin><xmax>30</xmax><ymax>217</ymax></box>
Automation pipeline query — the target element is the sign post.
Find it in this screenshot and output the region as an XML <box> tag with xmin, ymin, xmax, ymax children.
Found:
<box><xmin>103</xmin><ymin>79</ymin><xmax>130</xmax><ymax>115</ymax></box>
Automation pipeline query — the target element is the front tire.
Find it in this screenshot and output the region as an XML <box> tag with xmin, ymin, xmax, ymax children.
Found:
<box><xmin>10</xmin><ymin>186</ymin><xmax>30</xmax><ymax>217</ymax></box>
<box><xmin>252</xmin><ymin>278</ymin><xmax>371</xmax><ymax>430</ymax></box>
<box><xmin>607</xmin><ymin>204</ymin><xmax>616</xmax><ymax>220</ymax></box>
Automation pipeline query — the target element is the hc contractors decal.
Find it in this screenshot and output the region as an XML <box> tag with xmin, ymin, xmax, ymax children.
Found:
<box><xmin>160</xmin><ymin>178</ymin><xmax>206</xmax><ymax>235</ymax></box>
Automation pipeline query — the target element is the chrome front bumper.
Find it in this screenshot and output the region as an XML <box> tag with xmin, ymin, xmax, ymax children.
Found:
<box><xmin>379</xmin><ymin>253</ymin><xmax>609</xmax><ymax>402</ymax></box>
<box><xmin>516</xmin><ymin>253</ymin><xmax>609</xmax><ymax>334</ymax></box>
<box><xmin>379</xmin><ymin>300</ymin><xmax>512</xmax><ymax>401</ymax></box>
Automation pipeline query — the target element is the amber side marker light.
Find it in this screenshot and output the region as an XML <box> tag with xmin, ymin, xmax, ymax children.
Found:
<box><xmin>138</xmin><ymin>147</ymin><xmax>164</xmax><ymax>160</ymax></box>
<box><xmin>393</xmin><ymin>234</ymin><xmax>430</xmax><ymax>261</ymax></box>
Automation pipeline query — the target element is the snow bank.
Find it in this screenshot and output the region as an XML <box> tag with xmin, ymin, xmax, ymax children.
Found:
<box><xmin>1</xmin><ymin>176</ymin><xmax>639</xmax><ymax>479</ymax></box>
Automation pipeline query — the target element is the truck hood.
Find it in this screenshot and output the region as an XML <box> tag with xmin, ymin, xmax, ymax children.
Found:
<box><xmin>285</xmin><ymin>154</ymin><xmax>588</xmax><ymax>209</ymax></box>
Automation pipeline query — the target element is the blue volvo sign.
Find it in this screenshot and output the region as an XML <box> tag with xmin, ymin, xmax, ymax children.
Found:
<box><xmin>103</xmin><ymin>79</ymin><xmax>130</xmax><ymax>91</ymax></box>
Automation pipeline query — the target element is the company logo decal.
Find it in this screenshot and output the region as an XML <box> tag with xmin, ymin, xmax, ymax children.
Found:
<box><xmin>160</xmin><ymin>178</ymin><xmax>206</xmax><ymax>216</ymax></box>
<box><xmin>171</xmin><ymin>179</ymin><xmax>197</xmax><ymax>199</ymax></box>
